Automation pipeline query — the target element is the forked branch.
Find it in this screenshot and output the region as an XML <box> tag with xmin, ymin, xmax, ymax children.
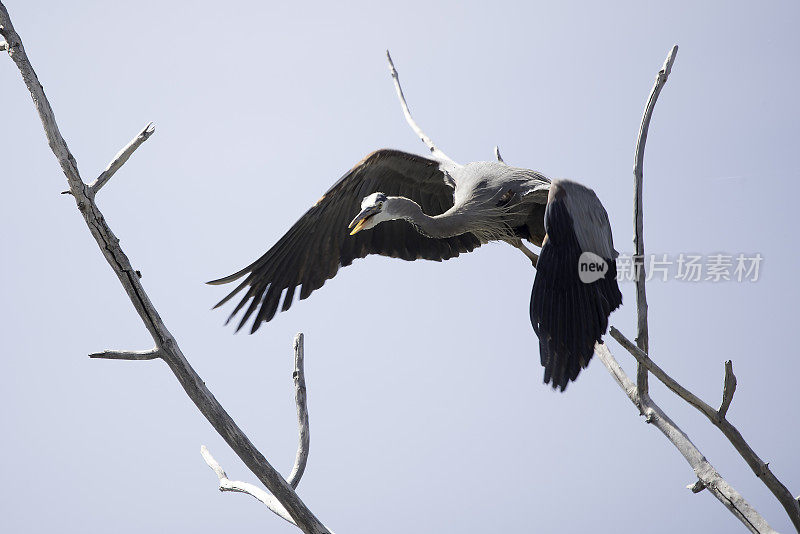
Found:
<box><xmin>201</xmin><ymin>333</ymin><xmax>314</xmax><ymax>522</ymax></box>
<box><xmin>4</xmin><ymin>2</ymin><xmax>794</xmax><ymax>531</ymax></box>
<box><xmin>594</xmin><ymin>344</ymin><xmax>773</xmax><ymax>533</ymax></box>
<box><xmin>599</xmin><ymin>44</ymin><xmax>798</xmax><ymax>533</ymax></box>
<box><xmin>610</xmin><ymin>327</ymin><xmax>800</xmax><ymax>530</ymax></box>
<box><xmin>201</xmin><ymin>446</ymin><xmax>297</xmax><ymax>524</ymax></box>
<box><xmin>0</xmin><ymin>3</ymin><xmax>329</xmax><ymax>533</ymax></box>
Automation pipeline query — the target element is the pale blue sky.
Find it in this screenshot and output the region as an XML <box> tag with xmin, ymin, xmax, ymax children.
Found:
<box><xmin>2</xmin><ymin>1</ymin><xmax>799</xmax><ymax>532</ymax></box>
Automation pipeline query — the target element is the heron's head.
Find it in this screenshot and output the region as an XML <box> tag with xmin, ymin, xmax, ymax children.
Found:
<box><xmin>348</xmin><ymin>192</ymin><xmax>391</xmax><ymax>235</ymax></box>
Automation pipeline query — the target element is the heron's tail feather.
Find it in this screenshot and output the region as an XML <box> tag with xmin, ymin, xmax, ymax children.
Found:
<box><xmin>530</xmin><ymin>245</ymin><xmax>621</xmax><ymax>391</ymax></box>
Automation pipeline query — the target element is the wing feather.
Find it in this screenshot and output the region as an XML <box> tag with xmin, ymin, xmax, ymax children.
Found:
<box><xmin>530</xmin><ymin>179</ymin><xmax>622</xmax><ymax>390</ymax></box>
<box><xmin>210</xmin><ymin>149</ymin><xmax>482</xmax><ymax>332</ymax></box>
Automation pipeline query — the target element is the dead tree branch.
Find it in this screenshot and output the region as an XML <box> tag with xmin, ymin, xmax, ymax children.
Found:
<box><xmin>632</xmin><ymin>44</ymin><xmax>678</xmax><ymax>399</ymax></box>
<box><xmin>386</xmin><ymin>50</ymin><xmax>456</xmax><ymax>169</ymax></box>
<box><xmin>89</xmin><ymin>348</ymin><xmax>163</xmax><ymax>360</ymax></box>
<box><xmin>288</xmin><ymin>333</ymin><xmax>311</xmax><ymax>489</ymax></box>
<box><xmin>4</xmin><ymin>2</ymin><xmax>793</xmax><ymax>530</ymax></box>
<box><xmin>201</xmin><ymin>446</ymin><xmax>297</xmax><ymax>524</ymax></box>
<box><xmin>0</xmin><ymin>3</ymin><xmax>329</xmax><ymax>533</ymax></box>
<box><xmin>200</xmin><ymin>333</ymin><xmax>314</xmax><ymax>523</ymax></box>
<box><xmin>595</xmin><ymin>45</ymin><xmax>797</xmax><ymax>533</ymax></box>
<box><xmin>89</xmin><ymin>121</ymin><xmax>155</xmax><ymax>196</ymax></box>
<box><xmin>595</xmin><ymin>344</ymin><xmax>774</xmax><ymax>533</ymax></box>
<box><xmin>610</xmin><ymin>327</ymin><xmax>800</xmax><ymax>530</ymax></box>
<box><xmin>383</xmin><ymin>42</ymin><xmax>776</xmax><ymax>531</ymax></box>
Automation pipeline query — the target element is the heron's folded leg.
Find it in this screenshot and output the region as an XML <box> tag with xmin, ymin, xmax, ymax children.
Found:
<box><xmin>508</xmin><ymin>238</ymin><xmax>539</xmax><ymax>267</ymax></box>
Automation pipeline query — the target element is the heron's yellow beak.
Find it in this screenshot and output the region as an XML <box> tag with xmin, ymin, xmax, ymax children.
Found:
<box><xmin>349</xmin><ymin>218</ymin><xmax>368</xmax><ymax>235</ymax></box>
<box><xmin>348</xmin><ymin>205</ymin><xmax>380</xmax><ymax>235</ymax></box>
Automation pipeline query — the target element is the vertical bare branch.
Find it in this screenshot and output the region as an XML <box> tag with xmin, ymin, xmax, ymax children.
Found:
<box><xmin>632</xmin><ymin>45</ymin><xmax>679</xmax><ymax>398</ymax></box>
<box><xmin>288</xmin><ymin>333</ymin><xmax>310</xmax><ymax>489</ymax></box>
<box><xmin>0</xmin><ymin>4</ymin><xmax>329</xmax><ymax>533</ymax></box>
<box><xmin>595</xmin><ymin>44</ymin><xmax>800</xmax><ymax>533</ymax></box>
<box><xmin>385</xmin><ymin>50</ymin><xmax>456</xmax><ymax>168</ymax></box>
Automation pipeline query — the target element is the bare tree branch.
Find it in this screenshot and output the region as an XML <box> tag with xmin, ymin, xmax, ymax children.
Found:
<box><xmin>632</xmin><ymin>44</ymin><xmax>679</xmax><ymax>399</ymax></box>
<box><xmin>385</xmin><ymin>50</ymin><xmax>456</xmax><ymax>168</ymax></box>
<box><xmin>200</xmin><ymin>446</ymin><xmax>297</xmax><ymax>525</ymax></box>
<box><xmin>89</xmin><ymin>122</ymin><xmax>155</xmax><ymax>196</ymax></box>
<box><xmin>89</xmin><ymin>348</ymin><xmax>163</xmax><ymax>360</ymax></box>
<box><xmin>609</xmin><ymin>327</ymin><xmax>800</xmax><ymax>530</ymax></box>
<box><xmin>5</xmin><ymin>4</ymin><xmax>793</xmax><ymax>531</ymax></box>
<box><xmin>288</xmin><ymin>333</ymin><xmax>310</xmax><ymax>489</ymax></box>
<box><xmin>610</xmin><ymin>327</ymin><xmax>716</xmax><ymax>418</ymax></box>
<box><xmin>0</xmin><ymin>4</ymin><xmax>330</xmax><ymax>533</ymax></box>
<box><xmin>593</xmin><ymin>44</ymin><xmax>798</xmax><ymax>533</ymax></box>
<box><xmin>201</xmin><ymin>333</ymin><xmax>314</xmax><ymax>517</ymax></box>
<box><xmin>595</xmin><ymin>343</ymin><xmax>775</xmax><ymax>534</ymax></box>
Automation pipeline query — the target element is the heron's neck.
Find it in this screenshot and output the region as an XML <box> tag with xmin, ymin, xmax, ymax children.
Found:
<box><xmin>388</xmin><ymin>197</ymin><xmax>470</xmax><ymax>238</ymax></box>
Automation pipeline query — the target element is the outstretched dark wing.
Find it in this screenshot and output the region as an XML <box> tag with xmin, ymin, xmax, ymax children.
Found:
<box><xmin>529</xmin><ymin>180</ymin><xmax>622</xmax><ymax>391</ymax></box>
<box><xmin>209</xmin><ymin>149</ymin><xmax>482</xmax><ymax>333</ymax></box>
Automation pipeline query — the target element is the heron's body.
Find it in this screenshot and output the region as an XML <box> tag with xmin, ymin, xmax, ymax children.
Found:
<box><xmin>210</xmin><ymin>149</ymin><xmax>621</xmax><ymax>390</ymax></box>
<box><xmin>374</xmin><ymin>160</ymin><xmax>550</xmax><ymax>243</ymax></box>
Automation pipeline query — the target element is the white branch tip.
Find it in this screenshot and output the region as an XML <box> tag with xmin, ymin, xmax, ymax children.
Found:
<box><xmin>200</xmin><ymin>445</ymin><xmax>297</xmax><ymax>525</ymax></box>
<box><xmin>661</xmin><ymin>45</ymin><xmax>679</xmax><ymax>78</ymax></box>
<box><xmin>89</xmin><ymin>121</ymin><xmax>156</xmax><ymax>195</ymax></box>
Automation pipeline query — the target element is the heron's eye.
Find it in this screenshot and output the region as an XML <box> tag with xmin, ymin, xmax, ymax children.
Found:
<box><xmin>378</xmin><ymin>202</ymin><xmax>384</xmax><ymax>209</ymax></box>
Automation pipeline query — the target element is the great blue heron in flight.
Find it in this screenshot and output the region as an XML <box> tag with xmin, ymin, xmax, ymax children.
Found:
<box><xmin>209</xmin><ymin>55</ymin><xmax>622</xmax><ymax>391</ymax></box>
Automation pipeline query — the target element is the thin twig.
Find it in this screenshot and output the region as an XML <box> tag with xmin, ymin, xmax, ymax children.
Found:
<box><xmin>688</xmin><ymin>479</ymin><xmax>707</xmax><ymax>494</ymax></box>
<box><xmin>89</xmin><ymin>348</ymin><xmax>163</xmax><ymax>360</ymax></box>
<box><xmin>0</xmin><ymin>4</ymin><xmax>329</xmax><ymax>533</ymax></box>
<box><xmin>89</xmin><ymin>122</ymin><xmax>155</xmax><ymax>196</ymax></box>
<box><xmin>494</xmin><ymin>145</ymin><xmax>504</xmax><ymax>163</ymax></box>
<box><xmin>718</xmin><ymin>360</ymin><xmax>737</xmax><ymax>420</ymax></box>
<box><xmin>200</xmin><ymin>446</ymin><xmax>296</xmax><ymax>525</ymax></box>
<box><xmin>632</xmin><ymin>45</ymin><xmax>679</xmax><ymax>399</ymax></box>
<box><xmin>288</xmin><ymin>333</ymin><xmax>310</xmax><ymax>489</ymax></box>
<box><xmin>610</xmin><ymin>327</ymin><xmax>800</xmax><ymax>530</ymax></box>
<box><xmin>594</xmin><ymin>343</ymin><xmax>774</xmax><ymax>534</ymax></box>
<box><xmin>385</xmin><ymin>50</ymin><xmax>456</xmax><ymax>167</ymax></box>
